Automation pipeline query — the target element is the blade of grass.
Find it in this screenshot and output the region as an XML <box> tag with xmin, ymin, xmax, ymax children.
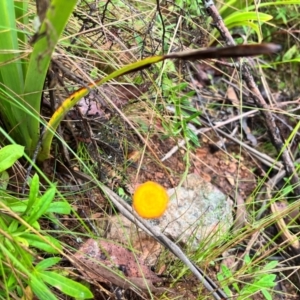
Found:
<box><xmin>14</xmin><ymin>0</ymin><xmax>29</xmax><ymax>76</ymax></box>
<box><xmin>0</xmin><ymin>0</ymin><xmax>29</xmax><ymax>146</ymax></box>
<box><xmin>23</xmin><ymin>0</ymin><xmax>77</xmax><ymax>154</ymax></box>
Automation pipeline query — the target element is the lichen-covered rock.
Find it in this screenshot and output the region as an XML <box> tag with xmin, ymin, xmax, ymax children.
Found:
<box><xmin>108</xmin><ymin>173</ymin><xmax>233</xmax><ymax>255</ymax></box>
<box><xmin>148</xmin><ymin>173</ymin><xmax>233</xmax><ymax>250</ymax></box>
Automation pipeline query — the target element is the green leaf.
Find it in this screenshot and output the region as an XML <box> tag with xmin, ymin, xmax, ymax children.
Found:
<box><xmin>262</xmin><ymin>260</ymin><xmax>278</xmax><ymax>271</ymax></box>
<box><xmin>0</xmin><ymin>144</ymin><xmax>24</xmax><ymax>173</ymax></box>
<box><xmin>24</xmin><ymin>187</ymin><xmax>56</xmax><ymax>226</ymax></box>
<box><xmin>186</xmin><ymin>127</ymin><xmax>200</xmax><ymax>147</ymax></box>
<box><xmin>0</xmin><ymin>2</ymin><xmax>31</xmax><ymax>148</ymax></box>
<box><xmin>8</xmin><ymin>219</ymin><xmax>19</xmax><ymax>233</ymax></box>
<box><xmin>283</xmin><ymin>45</ymin><xmax>298</xmax><ymax>60</ymax></box>
<box><xmin>218</xmin><ymin>0</ymin><xmax>246</xmax><ymax>18</ymax></box>
<box><xmin>2</xmin><ymin>198</ymin><xmax>27</xmax><ymax>213</ymax></box>
<box><xmin>220</xmin><ymin>264</ymin><xmax>233</xmax><ymax>279</ymax></box>
<box><xmin>224</xmin><ymin>12</ymin><xmax>273</xmax><ymax>27</ymax></box>
<box><xmin>24</xmin><ymin>173</ymin><xmax>40</xmax><ymax>216</ymax></box>
<box><xmin>241</xmin><ymin>274</ymin><xmax>276</xmax><ymax>296</ymax></box>
<box><xmin>20</xmin><ymin>233</ymin><xmax>62</xmax><ymax>254</ymax></box>
<box><xmin>211</xmin><ymin>11</ymin><xmax>273</xmax><ymax>42</ymax></box>
<box><xmin>217</xmin><ymin>268</ymin><xmax>233</xmax><ymax>297</ymax></box>
<box><xmin>30</xmin><ymin>275</ymin><xmax>57</xmax><ymax>300</ymax></box>
<box><xmin>261</xmin><ymin>289</ymin><xmax>272</xmax><ymax>300</ymax></box>
<box><xmin>1</xmin><ymin>196</ymin><xmax>67</xmax><ymax>216</ymax></box>
<box><xmin>35</xmin><ymin>257</ymin><xmax>61</xmax><ymax>272</ymax></box>
<box><xmin>40</xmin><ymin>271</ymin><xmax>93</xmax><ymax>299</ymax></box>
<box><xmin>233</xmin><ymin>282</ymin><xmax>240</xmax><ymax>293</ymax></box>
<box><xmin>254</xmin><ymin>274</ymin><xmax>276</xmax><ymax>288</ymax></box>
<box><xmin>48</xmin><ymin>201</ymin><xmax>71</xmax><ymax>214</ymax></box>
<box><xmin>14</xmin><ymin>1</ymin><xmax>29</xmax><ymax>52</ymax></box>
<box><xmin>0</xmin><ymin>0</ymin><xmax>24</xmax><ymax>92</ymax></box>
<box><xmin>227</xmin><ymin>21</ymin><xmax>261</xmax><ymax>41</ymax></box>
<box><xmin>0</xmin><ymin>212</ymin><xmax>9</xmax><ymax>230</ymax></box>
<box><xmin>0</xmin><ymin>171</ymin><xmax>10</xmax><ymax>190</ymax></box>
<box><xmin>7</xmin><ymin>272</ymin><xmax>17</xmax><ymax>290</ymax></box>
<box><xmin>13</xmin><ymin>236</ymin><xmax>29</xmax><ymax>248</ymax></box>
<box><xmin>3</xmin><ymin>237</ymin><xmax>16</xmax><ymax>253</ymax></box>
<box><xmin>244</xmin><ymin>254</ymin><xmax>251</xmax><ymax>265</ymax></box>
<box><xmin>0</xmin><ymin>241</ymin><xmax>34</xmax><ymax>277</ymax></box>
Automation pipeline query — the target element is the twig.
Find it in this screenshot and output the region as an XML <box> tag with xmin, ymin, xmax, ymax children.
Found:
<box><xmin>162</xmin><ymin>109</ymin><xmax>282</xmax><ymax>171</ymax></box>
<box><xmin>211</xmin><ymin>125</ymin><xmax>283</xmax><ymax>171</ymax></box>
<box><xmin>161</xmin><ymin>109</ymin><xmax>257</xmax><ymax>161</ymax></box>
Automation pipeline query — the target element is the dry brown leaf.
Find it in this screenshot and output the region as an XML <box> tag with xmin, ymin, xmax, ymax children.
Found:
<box><xmin>275</xmin><ymin>200</ymin><xmax>300</xmax><ymax>225</ymax></box>
<box><xmin>225</xmin><ymin>172</ymin><xmax>235</xmax><ymax>186</ymax></box>
<box><xmin>271</xmin><ymin>202</ymin><xmax>300</xmax><ymax>253</ymax></box>
<box><xmin>221</xmin><ymin>251</ymin><xmax>238</xmax><ymax>272</ymax></box>
<box><xmin>233</xmin><ymin>194</ymin><xmax>247</xmax><ymax>232</ymax></box>
<box><xmin>226</xmin><ymin>86</ymin><xmax>239</xmax><ymax>108</ymax></box>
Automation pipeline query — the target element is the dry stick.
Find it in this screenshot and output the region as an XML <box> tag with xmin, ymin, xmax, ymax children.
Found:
<box><xmin>162</xmin><ymin>109</ymin><xmax>283</xmax><ymax>171</ymax></box>
<box><xmin>101</xmin><ymin>185</ymin><xmax>228</xmax><ymax>300</ymax></box>
<box><xmin>161</xmin><ymin>109</ymin><xmax>257</xmax><ymax>161</ymax></box>
<box><xmin>211</xmin><ymin>125</ymin><xmax>283</xmax><ymax>171</ymax></box>
<box><xmin>204</xmin><ymin>0</ymin><xmax>300</xmax><ymax>195</ymax></box>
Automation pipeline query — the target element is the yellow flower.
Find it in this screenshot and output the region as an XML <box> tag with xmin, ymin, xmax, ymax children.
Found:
<box><xmin>133</xmin><ymin>181</ymin><xmax>169</xmax><ymax>219</ymax></box>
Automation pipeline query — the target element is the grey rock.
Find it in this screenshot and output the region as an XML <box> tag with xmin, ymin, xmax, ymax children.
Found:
<box><xmin>108</xmin><ymin>173</ymin><xmax>233</xmax><ymax>254</ymax></box>
<box><xmin>148</xmin><ymin>173</ymin><xmax>233</xmax><ymax>250</ymax></box>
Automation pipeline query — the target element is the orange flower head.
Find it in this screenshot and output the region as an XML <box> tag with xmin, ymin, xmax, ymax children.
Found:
<box><xmin>133</xmin><ymin>181</ymin><xmax>169</xmax><ymax>219</ymax></box>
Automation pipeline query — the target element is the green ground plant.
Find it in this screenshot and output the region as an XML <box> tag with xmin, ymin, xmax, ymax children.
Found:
<box><xmin>217</xmin><ymin>255</ymin><xmax>278</xmax><ymax>300</ymax></box>
<box><xmin>0</xmin><ymin>144</ymin><xmax>92</xmax><ymax>299</ymax></box>
<box><xmin>161</xmin><ymin>70</ymin><xmax>201</xmax><ymax>147</ymax></box>
<box><xmin>0</xmin><ymin>0</ymin><xmax>77</xmax><ymax>155</ymax></box>
<box><xmin>214</xmin><ymin>0</ymin><xmax>300</xmax><ymax>44</ymax></box>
